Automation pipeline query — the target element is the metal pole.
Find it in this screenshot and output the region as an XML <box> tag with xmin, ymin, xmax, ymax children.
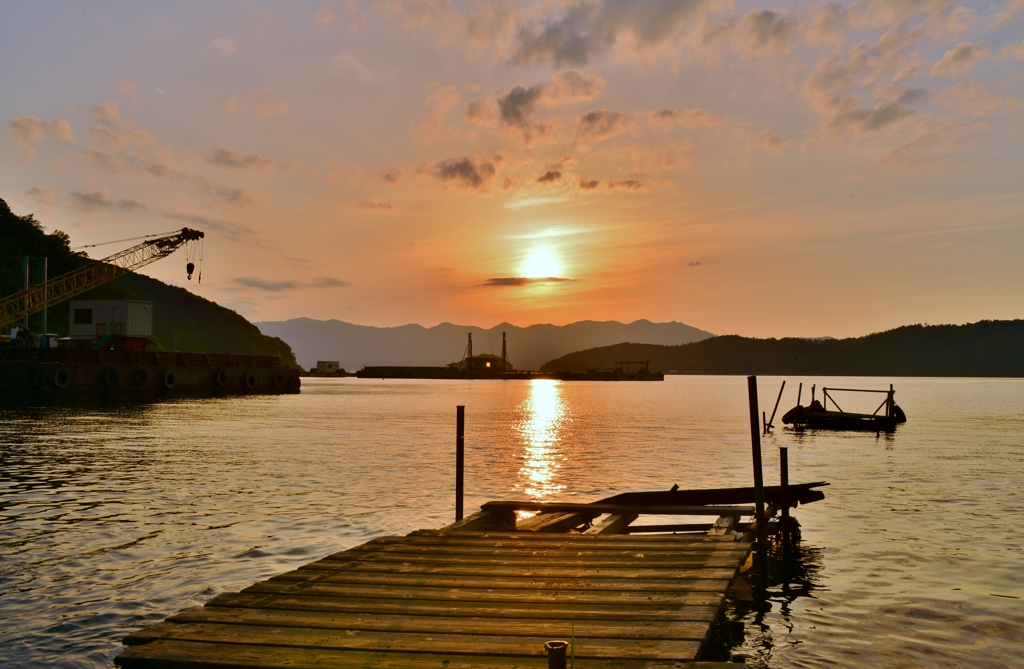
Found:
<box><xmin>797</xmin><ymin>382</ymin><xmax>802</xmax><ymax>406</ymax></box>
<box><xmin>455</xmin><ymin>405</ymin><xmax>465</xmax><ymax>522</ymax></box>
<box><xmin>780</xmin><ymin>446</ymin><xmax>791</xmax><ymax>565</ymax></box>
<box><xmin>545</xmin><ymin>640</ymin><xmax>568</xmax><ymax>669</ymax></box>
<box><xmin>747</xmin><ymin>376</ymin><xmax>768</xmax><ymax>582</ymax></box>
<box><xmin>43</xmin><ymin>257</ymin><xmax>48</xmax><ymax>341</ymax></box>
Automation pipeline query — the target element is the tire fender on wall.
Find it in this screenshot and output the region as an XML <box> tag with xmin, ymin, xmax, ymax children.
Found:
<box><xmin>162</xmin><ymin>370</ymin><xmax>177</xmax><ymax>389</ymax></box>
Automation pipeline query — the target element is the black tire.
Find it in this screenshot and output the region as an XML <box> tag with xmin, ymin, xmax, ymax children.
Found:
<box><xmin>50</xmin><ymin>367</ymin><xmax>71</xmax><ymax>389</ymax></box>
<box><xmin>162</xmin><ymin>370</ymin><xmax>177</xmax><ymax>389</ymax></box>
<box><xmin>290</xmin><ymin>376</ymin><xmax>302</xmax><ymax>391</ymax></box>
<box><xmin>130</xmin><ymin>368</ymin><xmax>149</xmax><ymax>386</ymax></box>
<box><xmin>272</xmin><ymin>371</ymin><xmax>284</xmax><ymax>386</ymax></box>
<box><xmin>24</xmin><ymin>365</ymin><xmax>44</xmax><ymax>389</ymax></box>
<box><xmin>214</xmin><ymin>369</ymin><xmax>228</xmax><ymax>387</ymax></box>
<box><xmin>102</xmin><ymin>368</ymin><xmax>120</xmax><ymax>388</ymax></box>
<box><xmin>244</xmin><ymin>372</ymin><xmax>258</xmax><ymax>389</ymax></box>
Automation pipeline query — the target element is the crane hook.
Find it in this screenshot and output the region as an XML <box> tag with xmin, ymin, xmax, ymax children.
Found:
<box><xmin>187</xmin><ymin>262</ymin><xmax>195</xmax><ymax>280</ymax></box>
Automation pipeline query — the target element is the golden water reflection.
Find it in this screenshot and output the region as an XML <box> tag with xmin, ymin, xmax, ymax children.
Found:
<box><xmin>515</xmin><ymin>379</ymin><xmax>568</xmax><ymax>500</ymax></box>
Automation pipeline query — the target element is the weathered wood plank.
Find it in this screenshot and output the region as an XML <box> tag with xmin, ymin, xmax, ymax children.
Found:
<box><xmin>707</xmin><ymin>516</ymin><xmax>739</xmax><ymax>536</ymax></box>
<box><xmin>584</xmin><ymin>513</ymin><xmax>638</xmax><ymax>535</ymax></box>
<box><xmin>406</xmin><ymin>532</ymin><xmax>744</xmax><ymax>546</ymax></box>
<box><xmin>625</xmin><ymin>524</ymin><xmax>713</xmax><ymax>534</ymax></box>
<box><xmin>122</xmin><ymin>621</ymin><xmax>704</xmax><ymax>660</ymax></box>
<box><xmin>283</xmin><ymin>561</ymin><xmax>739</xmax><ymax>580</ymax></box>
<box><xmin>207</xmin><ymin>592</ymin><xmax>722</xmax><ymax>621</ymax></box>
<box><xmin>307</xmin><ymin>549</ymin><xmax>741</xmax><ymax>565</ymax></box>
<box><xmin>339</xmin><ymin>539</ymin><xmax>749</xmax><ymax>556</ymax></box>
<box><xmin>165</xmin><ymin>606</ymin><xmax>715</xmax><ymax>640</ymax></box>
<box><xmin>482</xmin><ymin>501</ymin><xmax>754</xmax><ymax>516</ymax></box>
<box><xmin>115</xmin><ymin>640</ymin><xmax>703</xmax><ymax>669</ymax></box>
<box><xmin>516</xmin><ymin>511</ymin><xmax>596</xmax><ymax>533</ymax></box>
<box><xmin>270</xmin><ymin>570</ymin><xmax>735</xmax><ymax>593</ymax></box>
<box><xmin>243</xmin><ymin>581</ymin><xmax>731</xmax><ymax>606</ymax></box>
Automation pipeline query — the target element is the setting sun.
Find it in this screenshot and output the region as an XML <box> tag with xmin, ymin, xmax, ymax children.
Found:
<box><xmin>521</xmin><ymin>248</ymin><xmax>563</xmax><ymax>279</ymax></box>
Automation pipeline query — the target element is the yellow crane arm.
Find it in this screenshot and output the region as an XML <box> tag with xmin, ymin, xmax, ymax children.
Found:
<box><xmin>1</xmin><ymin>227</ymin><xmax>204</xmax><ymax>331</ymax></box>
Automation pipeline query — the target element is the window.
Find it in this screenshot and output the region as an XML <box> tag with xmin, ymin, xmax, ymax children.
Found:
<box><xmin>74</xmin><ymin>308</ymin><xmax>93</xmax><ymax>325</ymax></box>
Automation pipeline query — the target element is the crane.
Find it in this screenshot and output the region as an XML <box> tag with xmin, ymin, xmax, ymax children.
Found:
<box><xmin>1</xmin><ymin>228</ymin><xmax>204</xmax><ymax>331</ymax></box>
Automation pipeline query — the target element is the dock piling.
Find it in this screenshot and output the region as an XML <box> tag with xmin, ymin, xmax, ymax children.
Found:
<box><xmin>545</xmin><ymin>640</ymin><xmax>568</xmax><ymax>669</ymax></box>
<box><xmin>746</xmin><ymin>376</ymin><xmax>769</xmax><ymax>583</ymax></box>
<box><xmin>780</xmin><ymin>446</ymin><xmax>790</xmax><ymax>561</ymax></box>
<box><xmin>456</xmin><ymin>405</ymin><xmax>465</xmax><ymax>522</ymax></box>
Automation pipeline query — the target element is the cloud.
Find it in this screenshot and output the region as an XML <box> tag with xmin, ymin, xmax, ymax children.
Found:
<box><xmin>537</xmin><ymin>170</ymin><xmax>562</xmax><ymax>183</ymax></box>
<box><xmin>1003</xmin><ymin>39</ymin><xmax>1024</xmax><ymax>60</ymax></box>
<box><xmin>355</xmin><ymin>198</ymin><xmax>393</xmax><ymax>209</ymax></box>
<box><xmin>575</xmin><ymin>109</ymin><xmax>634</xmax><ymax>142</ymax></box>
<box><xmin>702</xmin><ymin>10</ymin><xmax>799</xmax><ymax>55</ymax></box>
<box><xmin>688</xmin><ymin>261</ymin><xmax>701</xmax><ymax>266</ymax></box>
<box><xmin>491</xmin><ymin>70</ymin><xmax>605</xmax><ymax>144</ymax></box>
<box><xmin>333</xmin><ymin>53</ymin><xmax>397</xmax><ymax>83</ymax></box>
<box><xmin>209</xmin><ymin>36</ymin><xmax>237</xmax><ymax>57</ymax></box>
<box><xmin>511</xmin><ymin>0</ymin><xmax>717</xmax><ymax>66</ymax></box>
<box><xmin>381</xmin><ymin>166</ymin><xmax>403</xmax><ymax>184</ymax></box>
<box><xmin>579</xmin><ymin>178</ymin><xmax>600</xmax><ymax>190</ymax></box>
<box><xmin>315</xmin><ymin>7</ymin><xmax>336</xmax><ymax>25</ymax></box>
<box><xmin>224</xmin><ymin>87</ymin><xmax>289</xmax><ymax>116</ymax></box>
<box><xmin>118</xmin><ymin>79</ymin><xmax>137</xmax><ymax>95</ymax></box>
<box><xmin>648</xmin><ymin>107</ymin><xmax>725</xmax><ymax>130</ymax></box>
<box><xmin>91</xmin><ymin>102</ymin><xmax>122</xmax><ymax>124</ymax></box>
<box><xmin>931</xmin><ymin>42</ymin><xmax>991</xmax><ymax>77</ymax></box>
<box><xmin>206</xmin><ymin>146</ymin><xmax>276</xmax><ymax>172</ymax></box>
<box><xmin>481</xmin><ymin>276</ymin><xmax>575</xmax><ymax>287</ymax></box>
<box><xmin>159</xmin><ymin>211</ymin><xmax>265</xmax><ymax>247</ymax></box>
<box><xmin>195</xmin><ymin>176</ymin><xmax>256</xmax><ymax>207</ymax></box>
<box><xmin>846</xmin><ymin>0</ymin><xmax>954</xmax><ymax>29</ymax></box>
<box><xmin>806</xmin><ymin>2</ymin><xmax>846</xmax><ymax>43</ymax></box>
<box><xmin>746</xmin><ymin>131</ymin><xmax>791</xmax><ymax>151</ymax></box>
<box><xmin>605</xmin><ymin>178</ymin><xmax>644</xmax><ymax>191</ymax></box>
<box><xmin>823</xmin><ymin>95</ymin><xmax>914</xmax><ymax>135</ymax></box>
<box><xmin>933</xmin><ymin>80</ymin><xmax>1018</xmax><ymax>117</ymax></box>
<box><xmin>869</xmin><ymin>119</ymin><xmax>980</xmax><ymax>172</ymax></box>
<box><xmin>234</xmin><ymin>276</ymin><xmax>350</xmax><ymax>291</ymax></box>
<box><xmin>419</xmin><ymin>155</ymin><xmax>498</xmax><ymax>191</ymax></box>
<box><xmin>25</xmin><ymin>187</ymin><xmax>59</xmax><ymax>204</ymax></box>
<box><xmin>48</xmin><ymin>118</ymin><xmax>74</xmax><ymax>142</ymax></box>
<box><xmin>803</xmin><ymin>24</ymin><xmax>929</xmax><ymax>98</ymax></box>
<box><xmin>416</xmin><ymin>84</ymin><xmax>461</xmax><ymax>142</ymax></box>
<box><xmin>68</xmin><ymin>190</ymin><xmax>147</xmax><ymax>213</ymax></box>
<box><xmin>82</xmin><ymin>123</ymin><xmax>170</xmax><ymax>177</ymax></box>
<box><xmin>8</xmin><ymin>116</ymin><xmax>46</xmax><ymax>162</ymax></box>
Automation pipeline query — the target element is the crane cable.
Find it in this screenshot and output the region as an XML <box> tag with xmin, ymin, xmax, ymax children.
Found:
<box><xmin>71</xmin><ymin>229</ymin><xmax>183</xmax><ymax>250</ymax></box>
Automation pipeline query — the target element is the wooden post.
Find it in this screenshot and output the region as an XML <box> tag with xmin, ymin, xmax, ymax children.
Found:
<box><xmin>746</xmin><ymin>376</ymin><xmax>768</xmax><ymax>582</ymax></box>
<box><xmin>797</xmin><ymin>382</ymin><xmax>802</xmax><ymax>406</ymax></box>
<box><xmin>765</xmin><ymin>380</ymin><xmax>786</xmax><ymax>433</ymax></box>
<box><xmin>780</xmin><ymin>445</ymin><xmax>791</xmax><ymax>566</ymax></box>
<box><xmin>456</xmin><ymin>405</ymin><xmax>465</xmax><ymax>522</ymax></box>
<box><xmin>545</xmin><ymin>640</ymin><xmax>568</xmax><ymax>669</ymax></box>
<box><xmin>762</xmin><ymin>410</ymin><xmax>767</xmax><ymax>436</ymax></box>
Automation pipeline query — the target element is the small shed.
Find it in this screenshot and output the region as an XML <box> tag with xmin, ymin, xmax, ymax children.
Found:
<box><xmin>69</xmin><ymin>299</ymin><xmax>153</xmax><ymax>341</ymax></box>
<box><xmin>317</xmin><ymin>361</ymin><xmax>340</xmax><ymax>375</ymax></box>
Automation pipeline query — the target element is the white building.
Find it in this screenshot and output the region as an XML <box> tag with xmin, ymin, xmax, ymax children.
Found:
<box><xmin>317</xmin><ymin>361</ymin><xmax>340</xmax><ymax>374</ymax></box>
<box><xmin>69</xmin><ymin>299</ymin><xmax>153</xmax><ymax>341</ymax></box>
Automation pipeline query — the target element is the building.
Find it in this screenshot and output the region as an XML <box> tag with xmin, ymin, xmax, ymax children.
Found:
<box><xmin>447</xmin><ymin>332</ymin><xmax>514</xmax><ymax>372</ymax></box>
<box><xmin>316</xmin><ymin>361</ymin><xmax>341</xmax><ymax>375</ymax></box>
<box><xmin>68</xmin><ymin>299</ymin><xmax>153</xmax><ymax>351</ymax></box>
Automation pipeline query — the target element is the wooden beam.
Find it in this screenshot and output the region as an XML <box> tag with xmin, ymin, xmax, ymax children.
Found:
<box><xmin>584</xmin><ymin>513</ymin><xmax>639</xmax><ymax>535</ymax></box>
<box><xmin>482</xmin><ymin>501</ymin><xmax>754</xmax><ymax>516</ymax></box>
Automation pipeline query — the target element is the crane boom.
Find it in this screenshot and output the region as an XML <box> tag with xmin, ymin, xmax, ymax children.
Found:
<box><xmin>1</xmin><ymin>228</ymin><xmax>204</xmax><ymax>331</ymax></box>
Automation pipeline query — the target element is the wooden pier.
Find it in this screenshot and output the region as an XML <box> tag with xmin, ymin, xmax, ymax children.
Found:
<box><xmin>116</xmin><ymin>484</ymin><xmax>826</xmax><ymax>668</ymax></box>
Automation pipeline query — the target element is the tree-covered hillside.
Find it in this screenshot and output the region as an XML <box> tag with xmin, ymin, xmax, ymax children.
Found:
<box><xmin>541</xmin><ymin>321</ymin><xmax>1024</xmax><ymax>377</ymax></box>
<box><xmin>1</xmin><ymin>198</ymin><xmax>298</xmax><ymax>366</ymax></box>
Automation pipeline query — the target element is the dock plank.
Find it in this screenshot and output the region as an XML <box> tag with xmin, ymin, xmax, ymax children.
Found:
<box><xmin>165</xmin><ymin>606</ymin><xmax>713</xmax><ymax>640</ymax></box>
<box><xmin>116</xmin><ymin>640</ymin><xmax>712</xmax><ymax>669</ymax></box>
<box><xmin>123</xmin><ymin>622</ymin><xmax>703</xmax><ymax>660</ymax></box>
<box><xmin>119</xmin><ymin>519</ymin><xmax>751</xmax><ymax>667</ymax></box>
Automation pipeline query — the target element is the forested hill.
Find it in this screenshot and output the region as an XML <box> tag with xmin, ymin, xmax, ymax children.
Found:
<box><xmin>540</xmin><ymin>321</ymin><xmax>1024</xmax><ymax>377</ymax></box>
<box><xmin>1</xmin><ymin>198</ymin><xmax>298</xmax><ymax>367</ymax></box>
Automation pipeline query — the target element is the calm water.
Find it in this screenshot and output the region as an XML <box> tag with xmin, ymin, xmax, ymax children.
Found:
<box><xmin>1</xmin><ymin>376</ymin><xmax>1022</xmax><ymax>667</ymax></box>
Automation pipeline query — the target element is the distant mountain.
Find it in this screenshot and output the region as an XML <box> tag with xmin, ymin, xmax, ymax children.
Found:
<box><xmin>540</xmin><ymin>320</ymin><xmax>1024</xmax><ymax>377</ymax></box>
<box><xmin>254</xmin><ymin>318</ymin><xmax>715</xmax><ymax>371</ymax></box>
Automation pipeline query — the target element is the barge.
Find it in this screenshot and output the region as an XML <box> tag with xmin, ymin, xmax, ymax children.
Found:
<box><xmin>0</xmin><ymin>348</ymin><xmax>301</xmax><ymax>406</ymax></box>
<box><xmin>782</xmin><ymin>384</ymin><xmax>906</xmax><ymax>432</ymax></box>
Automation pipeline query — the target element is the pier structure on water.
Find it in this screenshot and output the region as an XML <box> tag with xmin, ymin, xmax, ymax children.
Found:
<box><xmin>116</xmin><ymin>482</ymin><xmax>826</xmax><ymax>668</ymax></box>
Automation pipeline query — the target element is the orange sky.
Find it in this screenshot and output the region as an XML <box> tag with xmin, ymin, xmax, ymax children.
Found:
<box><xmin>3</xmin><ymin>1</ymin><xmax>1023</xmax><ymax>338</ymax></box>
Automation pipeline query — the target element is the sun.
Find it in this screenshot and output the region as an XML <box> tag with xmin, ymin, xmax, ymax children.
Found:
<box><xmin>521</xmin><ymin>248</ymin><xmax>563</xmax><ymax>278</ymax></box>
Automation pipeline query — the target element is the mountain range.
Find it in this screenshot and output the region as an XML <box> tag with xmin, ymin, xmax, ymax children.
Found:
<box><xmin>254</xmin><ymin>318</ymin><xmax>715</xmax><ymax>371</ymax></box>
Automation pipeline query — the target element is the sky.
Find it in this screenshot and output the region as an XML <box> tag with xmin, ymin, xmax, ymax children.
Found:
<box><xmin>2</xmin><ymin>0</ymin><xmax>1022</xmax><ymax>338</ymax></box>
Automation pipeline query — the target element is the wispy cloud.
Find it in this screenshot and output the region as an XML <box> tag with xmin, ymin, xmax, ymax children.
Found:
<box><xmin>333</xmin><ymin>53</ymin><xmax>396</xmax><ymax>83</ymax></box>
<box><xmin>234</xmin><ymin>276</ymin><xmax>350</xmax><ymax>291</ymax></box>
<box><xmin>481</xmin><ymin>276</ymin><xmax>575</xmax><ymax>287</ymax></box>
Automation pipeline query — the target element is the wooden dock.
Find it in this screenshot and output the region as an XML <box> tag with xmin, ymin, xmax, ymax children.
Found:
<box><xmin>113</xmin><ymin>497</ymin><xmax>782</xmax><ymax>668</ymax></box>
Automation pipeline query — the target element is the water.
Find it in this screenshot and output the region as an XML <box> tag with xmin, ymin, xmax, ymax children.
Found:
<box><xmin>1</xmin><ymin>376</ymin><xmax>1022</xmax><ymax>667</ymax></box>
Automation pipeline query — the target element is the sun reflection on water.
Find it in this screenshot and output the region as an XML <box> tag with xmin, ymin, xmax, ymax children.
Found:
<box><xmin>515</xmin><ymin>379</ymin><xmax>568</xmax><ymax>500</ymax></box>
